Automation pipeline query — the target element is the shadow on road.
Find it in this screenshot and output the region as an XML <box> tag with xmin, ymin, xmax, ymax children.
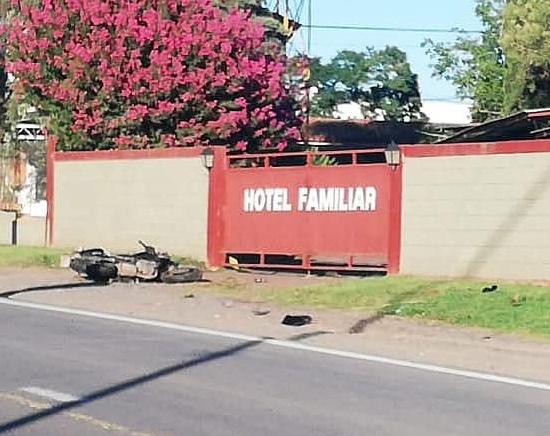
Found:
<box><xmin>347</xmin><ymin>286</ymin><xmax>437</xmax><ymax>334</ymax></box>
<box><xmin>287</xmin><ymin>330</ymin><xmax>333</xmax><ymax>342</ymax></box>
<box><xmin>0</xmin><ymin>277</ymin><xmax>212</xmax><ymax>299</ymax></box>
<box><xmin>0</xmin><ymin>282</ymin><xmax>105</xmax><ymax>299</ymax></box>
<box><xmin>0</xmin><ymin>338</ymin><xmax>264</xmax><ymax>434</ymax></box>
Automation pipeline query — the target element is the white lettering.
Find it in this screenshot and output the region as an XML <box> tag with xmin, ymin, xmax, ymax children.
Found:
<box><xmin>245</xmin><ymin>186</ymin><xmax>377</xmax><ymax>213</ymax></box>
<box><xmin>282</xmin><ymin>189</ymin><xmax>292</xmax><ymax>211</ymax></box>
<box><xmin>351</xmin><ymin>187</ymin><xmax>365</xmax><ymax>211</ymax></box>
<box><xmin>338</xmin><ymin>188</ymin><xmax>347</xmax><ymax>211</ymax></box>
<box><xmin>305</xmin><ymin>188</ymin><xmax>319</xmax><ymax>211</ymax></box>
<box><xmin>243</xmin><ymin>189</ymin><xmax>254</xmax><ymax>212</ymax></box>
<box><xmin>298</xmin><ymin>187</ymin><xmax>308</xmax><ymax>211</ymax></box>
<box><xmin>272</xmin><ymin>189</ymin><xmax>284</xmax><ymax>211</ymax></box>
<box><xmin>264</xmin><ymin>188</ymin><xmax>275</xmax><ymax>211</ymax></box>
<box><xmin>253</xmin><ymin>189</ymin><xmax>266</xmax><ymax>211</ymax></box>
<box><xmin>365</xmin><ymin>187</ymin><xmax>377</xmax><ymax>211</ymax></box>
<box><xmin>319</xmin><ymin>188</ymin><xmax>335</xmax><ymax>211</ymax></box>
<box><xmin>243</xmin><ymin>188</ymin><xmax>293</xmax><ymax>212</ymax></box>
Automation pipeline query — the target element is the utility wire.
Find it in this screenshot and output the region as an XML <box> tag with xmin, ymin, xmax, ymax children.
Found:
<box><xmin>302</xmin><ymin>24</ymin><xmax>482</xmax><ymax>34</ymax></box>
<box><xmin>307</xmin><ymin>0</ymin><xmax>312</xmax><ymax>54</ymax></box>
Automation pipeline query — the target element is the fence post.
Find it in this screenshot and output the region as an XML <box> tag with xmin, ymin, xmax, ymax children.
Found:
<box><xmin>387</xmin><ymin>165</ymin><xmax>403</xmax><ymax>274</ymax></box>
<box><xmin>11</xmin><ymin>214</ymin><xmax>18</xmax><ymax>245</ymax></box>
<box><xmin>45</xmin><ymin>135</ymin><xmax>57</xmax><ymax>246</ymax></box>
<box><xmin>206</xmin><ymin>146</ymin><xmax>227</xmax><ymax>268</ymax></box>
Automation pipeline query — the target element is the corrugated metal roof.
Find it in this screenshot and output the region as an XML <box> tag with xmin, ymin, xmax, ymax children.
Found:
<box><xmin>438</xmin><ymin>108</ymin><xmax>550</xmax><ymax>144</ymax></box>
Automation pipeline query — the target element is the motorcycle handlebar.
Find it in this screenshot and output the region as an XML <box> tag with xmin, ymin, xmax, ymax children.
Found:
<box><xmin>138</xmin><ymin>240</ymin><xmax>157</xmax><ymax>255</ymax></box>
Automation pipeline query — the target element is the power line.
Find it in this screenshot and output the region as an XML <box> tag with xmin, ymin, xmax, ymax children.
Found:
<box><xmin>302</xmin><ymin>24</ymin><xmax>482</xmax><ymax>34</ymax></box>
<box><xmin>307</xmin><ymin>0</ymin><xmax>312</xmax><ymax>54</ymax></box>
<box><xmin>310</xmin><ymin>42</ymin><xmax>435</xmax><ymax>50</ymax></box>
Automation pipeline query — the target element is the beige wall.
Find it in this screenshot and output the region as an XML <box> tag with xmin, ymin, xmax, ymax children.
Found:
<box><xmin>17</xmin><ymin>216</ymin><xmax>46</xmax><ymax>246</ymax></box>
<box><xmin>401</xmin><ymin>152</ymin><xmax>550</xmax><ymax>280</ymax></box>
<box><xmin>53</xmin><ymin>157</ymin><xmax>209</xmax><ymax>260</ymax></box>
<box><xmin>0</xmin><ymin>211</ymin><xmax>15</xmax><ymax>245</ymax></box>
<box><xmin>0</xmin><ymin>212</ymin><xmax>44</xmax><ymax>246</ymax></box>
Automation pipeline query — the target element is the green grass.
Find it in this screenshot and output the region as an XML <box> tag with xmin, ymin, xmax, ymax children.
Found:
<box><xmin>0</xmin><ymin>245</ymin><xmax>206</xmax><ymax>270</ymax></box>
<box><xmin>0</xmin><ymin>245</ymin><xmax>69</xmax><ymax>268</ymax></box>
<box><xmin>396</xmin><ymin>282</ymin><xmax>550</xmax><ymax>336</ymax></box>
<box><xmin>1</xmin><ymin>246</ymin><xmax>549</xmax><ymax>336</ymax></box>
<box><xmin>172</xmin><ymin>255</ymin><xmax>206</xmax><ymax>270</ymax></box>
<box><xmin>213</xmin><ymin>275</ymin><xmax>550</xmax><ymax>337</ymax></box>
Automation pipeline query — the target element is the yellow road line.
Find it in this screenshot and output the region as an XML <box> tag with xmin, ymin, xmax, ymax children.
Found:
<box><xmin>0</xmin><ymin>391</ymin><xmax>154</xmax><ymax>435</ymax></box>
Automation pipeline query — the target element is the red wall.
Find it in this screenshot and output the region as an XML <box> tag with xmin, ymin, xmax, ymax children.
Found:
<box><xmin>209</xmin><ymin>151</ymin><xmax>401</xmax><ymax>271</ymax></box>
<box><xmin>45</xmin><ymin>136</ymin><xmax>550</xmax><ymax>275</ymax></box>
<box><xmin>46</xmin><ymin>143</ymin><xmax>402</xmax><ymax>272</ymax></box>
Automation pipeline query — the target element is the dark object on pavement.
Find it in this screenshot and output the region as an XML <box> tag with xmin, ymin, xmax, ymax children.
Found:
<box><xmin>281</xmin><ymin>314</ymin><xmax>312</xmax><ymax>326</ymax></box>
<box><xmin>69</xmin><ymin>240</ymin><xmax>203</xmax><ymax>285</ymax></box>
<box><xmin>252</xmin><ymin>310</ymin><xmax>271</xmax><ymax>316</ymax></box>
<box><xmin>184</xmin><ymin>293</ymin><xmax>195</xmax><ymax>299</ymax></box>
<box><xmin>482</xmin><ymin>284</ymin><xmax>498</xmax><ymax>293</ymax></box>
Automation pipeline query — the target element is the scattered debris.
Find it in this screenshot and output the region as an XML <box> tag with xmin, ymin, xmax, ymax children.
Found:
<box><xmin>221</xmin><ymin>300</ymin><xmax>234</xmax><ymax>308</ymax></box>
<box><xmin>252</xmin><ymin>310</ymin><xmax>270</xmax><ymax>316</ymax></box>
<box><xmin>510</xmin><ymin>295</ymin><xmax>526</xmax><ymax>306</ymax></box>
<box><xmin>324</xmin><ymin>271</ymin><xmax>340</xmax><ymax>278</ymax></box>
<box><xmin>281</xmin><ymin>314</ymin><xmax>312</xmax><ymax>326</ymax></box>
<box><xmin>378</xmin><ymin>306</ymin><xmax>402</xmax><ymax>316</ymax></box>
<box><xmin>227</xmin><ymin>256</ymin><xmax>240</xmax><ymax>271</ymax></box>
<box><xmin>482</xmin><ymin>284</ymin><xmax>498</xmax><ymax>293</ymax></box>
<box><xmin>348</xmin><ymin>315</ymin><xmax>384</xmax><ymax>334</ymax></box>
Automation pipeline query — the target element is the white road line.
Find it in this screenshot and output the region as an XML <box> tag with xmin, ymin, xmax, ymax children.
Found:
<box><xmin>2</xmin><ymin>298</ymin><xmax>550</xmax><ymax>392</ymax></box>
<box><xmin>19</xmin><ymin>386</ymin><xmax>79</xmax><ymax>403</ymax></box>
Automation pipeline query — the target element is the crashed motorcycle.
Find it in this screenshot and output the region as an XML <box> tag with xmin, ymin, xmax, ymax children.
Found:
<box><xmin>68</xmin><ymin>240</ymin><xmax>203</xmax><ymax>284</ymax></box>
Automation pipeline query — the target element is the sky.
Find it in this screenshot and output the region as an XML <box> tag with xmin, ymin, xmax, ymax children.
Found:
<box><xmin>276</xmin><ymin>0</ymin><xmax>482</xmax><ymax>102</ymax></box>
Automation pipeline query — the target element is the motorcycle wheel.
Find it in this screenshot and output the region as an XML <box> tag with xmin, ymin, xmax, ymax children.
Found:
<box><xmin>160</xmin><ymin>266</ymin><xmax>203</xmax><ymax>283</ymax></box>
<box><xmin>87</xmin><ymin>262</ymin><xmax>118</xmax><ymax>284</ymax></box>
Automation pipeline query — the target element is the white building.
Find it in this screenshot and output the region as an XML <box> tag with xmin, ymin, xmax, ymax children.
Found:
<box><xmin>420</xmin><ymin>100</ymin><xmax>473</xmax><ymax>125</ymax></box>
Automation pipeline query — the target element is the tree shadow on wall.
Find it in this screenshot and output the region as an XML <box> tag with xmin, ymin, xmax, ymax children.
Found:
<box><xmin>461</xmin><ymin>159</ymin><xmax>550</xmax><ymax>277</ymax></box>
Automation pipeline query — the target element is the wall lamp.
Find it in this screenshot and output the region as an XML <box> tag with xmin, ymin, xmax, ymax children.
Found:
<box><xmin>384</xmin><ymin>140</ymin><xmax>401</xmax><ymax>169</ymax></box>
<box><xmin>201</xmin><ymin>147</ymin><xmax>215</xmax><ymax>170</ymax></box>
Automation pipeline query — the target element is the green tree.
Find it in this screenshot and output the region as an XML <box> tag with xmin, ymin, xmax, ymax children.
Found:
<box><xmin>3</xmin><ymin>0</ymin><xmax>303</xmax><ymax>152</ymax></box>
<box><xmin>422</xmin><ymin>0</ymin><xmax>506</xmax><ymax>122</ymax></box>
<box><xmin>501</xmin><ymin>0</ymin><xmax>550</xmax><ymax>112</ymax></box>
<box><xmin>309</xmin><ymin>46</ymin><xmax>424</xmax><ymax>121</ymax></box>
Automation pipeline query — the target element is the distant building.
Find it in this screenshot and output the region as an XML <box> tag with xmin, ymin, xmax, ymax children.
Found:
<box><xmin>329</xmin><ymin>98</ymin><xmax>473</xmax><ymax>126</ymax></box>
<box><xmin>332</xmin><ymin>102</ymin><xmax>364</xmax><ymax>120</ymax></box>
<box><xmin>421</xmin><ymin>100</ymin><xmax>473</xmax><ymax>126</ymax></box>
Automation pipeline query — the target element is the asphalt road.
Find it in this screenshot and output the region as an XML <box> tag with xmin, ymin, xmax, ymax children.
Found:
<box><xmin>0</xmin><ymin>303</ymin><xmax>549</xmax><ymax>436</ymax></box>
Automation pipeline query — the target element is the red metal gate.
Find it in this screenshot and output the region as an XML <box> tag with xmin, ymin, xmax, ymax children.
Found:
<box><xmin>207</xmin><ymin>148</ymin><xmax>402</xmax><ymax>273</ymax></box>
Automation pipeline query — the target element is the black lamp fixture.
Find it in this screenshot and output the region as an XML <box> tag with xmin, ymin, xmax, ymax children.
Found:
<box><xmin>201</xmin><ymin>147</ymin><xmax>214</xmax><ymax>170</ymax></box>
<box><xmin>384</xmin><ymin>140</ymin><xmax>401</xmax><ymax>168</ymax></box>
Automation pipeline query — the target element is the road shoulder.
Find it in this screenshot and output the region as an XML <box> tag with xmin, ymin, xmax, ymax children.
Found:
<box><xmin>3</xmin><ymin>267</ymin><xmax>550</xmax><ymax>384</ymax></box>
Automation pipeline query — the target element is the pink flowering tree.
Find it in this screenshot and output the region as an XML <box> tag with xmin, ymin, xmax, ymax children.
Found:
<box><xmin>2</xmin><ymin>0</ymin><xmax>303</xmax><ymax>151</ymax></box>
